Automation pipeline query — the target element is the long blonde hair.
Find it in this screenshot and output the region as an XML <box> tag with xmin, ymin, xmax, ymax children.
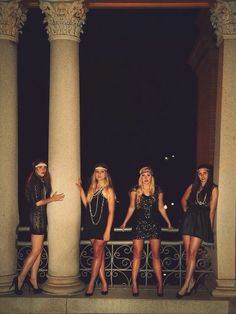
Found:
<box><xmin>87</xmin><ymin>164</ymin><xmax>114</xmax><ymax>202</ymax></box>
<box><xmin>136</xmin><ymin>166</ymin><xmax>155</xmax><ymax>205</ymax></box>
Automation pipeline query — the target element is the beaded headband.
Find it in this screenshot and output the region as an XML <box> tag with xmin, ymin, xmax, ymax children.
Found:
<box><xmin>139</xmin><ymin>167</ymin><xmax>153</xmax><ymax>176</ymax></box>
<box><xmin>35</xmin><ymin>162</ymin><xmax>47</xmax><ymax>168</ymax></box>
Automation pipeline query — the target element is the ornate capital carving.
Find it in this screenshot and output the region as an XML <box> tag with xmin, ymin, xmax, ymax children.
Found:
<box><xmin>39</xmin><ymin>0</ymin><xmax>87</xmax><ymax>42</ymax></box>
<box><xmin>0</xmin><ymin>0</ymin><xmax>27</xmax><ymax>42</ymax></box>
<box><xmin>211</xmin><ymin>0</ymin><xmax>236</xmax><ymax>46</ymax></box>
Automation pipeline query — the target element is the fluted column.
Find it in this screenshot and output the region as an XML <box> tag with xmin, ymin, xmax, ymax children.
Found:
<box><xmin>0</xmin><ymin>0</ymin><xmax>27</xmax><ymax>294</ymax></box>
<box><xmin>210</xmin><ymin>0</ymin><xmax>236</xmax><ymax>297</ymax></box>
<box><xmin>39</xmin><ymin>0</ymin><xmax>86</xmax><ymax>294</ymax></box>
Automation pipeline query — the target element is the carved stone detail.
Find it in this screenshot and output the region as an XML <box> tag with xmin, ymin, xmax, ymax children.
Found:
<box><xmin>39</xmin><ymin>0</ymin><xmax>87</xmax><ymax>42</ymax></box>
<box><xmin>0</xmin><ymin>0</ymin><xmax>27</xmax><ymax>42</ymax></box>
<box><xmin>211</xmin><ymin>0</ymin><xmax>236</xmax><ymax>45</ymax></box>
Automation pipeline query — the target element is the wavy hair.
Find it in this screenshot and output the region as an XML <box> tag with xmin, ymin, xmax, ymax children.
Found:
<box><xmin>136</xmin><ymin>166</ymin><xmax>155</xmax><ymax>205</ymax></box>
<box><xmin>87</xmin><ymin>163</ymin><xmax>114</xmax><ymax>202</ymax></box>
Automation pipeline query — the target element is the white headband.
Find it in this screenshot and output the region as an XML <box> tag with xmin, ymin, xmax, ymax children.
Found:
<box><xmin>95</xmin><ymin>166</ymin><xmax>107</xmax><ymax>171</ymax></box>
<box><xmin>35</xmin><ymin>162</ymin><xmax>47</xmax><ymax>168</ymax></box>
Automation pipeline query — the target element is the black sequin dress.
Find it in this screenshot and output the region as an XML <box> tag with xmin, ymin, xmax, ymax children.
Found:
<box><xmin>181</xmin><ymin>187</ymin><xmax>215</xmax><ymax>243</ymax></box>
<box><xmin>27</xmin><ymin>177</ymin><xmax>50</xmax><ymax>235</ymax></box>
<box><xmin>84</xmin><ymin>188</ymin><xmax>109</xmax><ymax>240</ymax></box>
<box><xmin>132</xmin><ymin>186</ymin><xmax>162</xmax><ymax>240</ymax></box>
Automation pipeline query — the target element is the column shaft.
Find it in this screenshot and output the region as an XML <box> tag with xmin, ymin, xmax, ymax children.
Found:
<box><xmin>40</xmin><ymin>0</ymin><xmax>86</xmax><ymax>294</ymax></box>
<box><xmin>0</xmin><ymin>0</ymin><xmax>27</xmax><ymax>294</ymax></box>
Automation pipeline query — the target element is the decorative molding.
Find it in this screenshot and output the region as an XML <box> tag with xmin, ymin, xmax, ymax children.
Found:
<box><xmin>0</xmin><ymin>0</ymin><xmax>27</xmax><ymax>42</ymax></box>
<box><xmin>210</xmin><ymin>0</ymin><xmax>236</xmax><ymax>46</ymax></box>
<box><xmin>39</xmin><ymin>0</ymin><xmax>87</xmax><ymax>42</ymax></box>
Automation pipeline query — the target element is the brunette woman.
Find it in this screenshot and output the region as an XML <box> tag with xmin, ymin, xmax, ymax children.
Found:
<box><xmin>10</xmin><ymin>160</ymin><xmax>65</xmax><ymax>295</ymax></box>
<box><xmin>76</xmin><ymin>164</ymin><xmax>115</xmax><ymax>296</ymax></box>
<box><xmin>120</xmin><ymin>166</ymin><xmax>172</xmax><ymax>297</ymax></box>
<box><xmin>176</xmin><ymin>164</ymin><xmax>218</xmax><ymax>298</ymax></box>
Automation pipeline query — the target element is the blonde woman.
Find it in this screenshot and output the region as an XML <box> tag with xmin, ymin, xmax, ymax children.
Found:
<box><xmin>120</xmin><ymin>166</ymin><xmax>172</xmax><ymax>297</ymax></box>
<box><xmin>77</xmin><ymin>164</ymin><xmax>115</xmax><ymax>296</ymax></box>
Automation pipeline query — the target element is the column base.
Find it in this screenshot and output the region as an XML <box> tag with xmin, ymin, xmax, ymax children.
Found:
<box><xmin>0</xmin><ymin>274</ymin><xmax>16</xmax><ymax>295</ymax></box>
<box><xmin>42</xmin><ymin>275</ymin><xmax>85</xmax><ymax>295</ymax></box>
<box><xmin>212</xmin><ymin>279</ymin><xmax>236</xmax><ymax>297</ymax></box>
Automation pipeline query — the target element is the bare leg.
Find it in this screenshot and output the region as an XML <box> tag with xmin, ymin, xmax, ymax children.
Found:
<box><xmin>132</xmin><ymin>239</ymin><xmax>144</xmax><ymax>294</ymax></box>
<box><xmin>86</xmin><ymin>239</ymin><xmax>106</xmax><ymax>294</ymax></box>
<box><xmin>30</xmin><ymin>252</ymin><xmax>42</xmax><ymax>289</ymax></box>
<box><xmin>178</xmin><ymin>236</ymin><xmax>202</xmax><ymax>295</ymax></box>
<box><xmin>18</xmin><ymin>234</ymin><xmax>44</xmax><ymax>289</ymax></box>
<box><xmin>150</xmin><ymin>239</ymin><xmax>163</xmax><ymax>294</ymax></box>
<box><xmin>98</xmin><ymin>251</ymin><xmax>108</xmax><ymax>292</ymax></box>
<box><xmin>182</xmin><ymin>235</ymin><xmax>194</xmax><ymax>291</ymax></box>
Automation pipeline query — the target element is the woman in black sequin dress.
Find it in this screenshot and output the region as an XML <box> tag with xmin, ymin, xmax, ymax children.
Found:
<box><xmin>176</xmin><ymin>164</ymin><xmax>218</xmax><ymax>298</ymax></box>
<box><xmin>12</xmin><ymin>160</ymin><xmax>64</xmax><ymax>295</ymax></box>
<box><xmin>120</xmin><ymin>166</ymin><xmax>172</xmax><ymax>297</ymax></box>
<box><xmin>76</xmin><ymin>164</ymin><xmax>115</xmax><ymax>296</ymax></box>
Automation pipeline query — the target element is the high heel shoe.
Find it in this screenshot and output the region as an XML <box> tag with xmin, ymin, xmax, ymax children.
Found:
<box><xmin>9</xmin><ymin>277</ymin><xmax>23</xmax><ymax>295</ymax></box>
<box><xmin>101</xmin><ymin>290</ymin><xmax>108</xmax><ymax>295</ymax></box>
<box><xmin>25</xmin><ymin>277</ymin><xmax>42</xmax><ymax>294</ymax></box>
<box><xmin>157</xmin><ymin>284</ymin><xmax>164</xmax><ymax>297</ymax></box>
<box><xmin>186</xmin><ymin>281</ymin><xmax>198</xmax><ymax>296</ymax></box>
<box><xmin>132</xmin><ymin>285</ymin><xmax>139</xmax><ymax>297</ymax></box>
<box><xmin>176</xmin><ymin>287</ymin><xmax>187</xmax><ymax>299</ymax></box>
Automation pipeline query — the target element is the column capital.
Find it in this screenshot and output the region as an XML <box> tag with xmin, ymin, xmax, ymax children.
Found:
<box><xmin>0</xmin><ymin>0</ymin><xmax>27</xmax><ymax>42</ymax></box>
<box><xmin>210</xmin><ymin>0</ymin><xmax>236</xmax><ymax>46</ymax></box>
<box><xmin>39</xmin><ymin>0</ymin><xmax>87</xmax><ymax>42</ymax></box>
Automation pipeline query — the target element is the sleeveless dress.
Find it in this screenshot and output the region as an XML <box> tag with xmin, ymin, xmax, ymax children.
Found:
<box><xmin>181</xmin><ymin>186</ymin><xmax>215</xmax><ymax>243</ymax></box>
<box><xmin>84</xmin><ymin>188</ymin><xmax>110</xmax><ymax>240</ymax></box>
<box><xmin>132</xmin><ymin>186</ymin><xmax>162</xmax><ymax>240</ymax></box>
<box><xmin>28</xmin><ymin>177</ymin><xmax>49</xmax><ymax>235</ymax></box>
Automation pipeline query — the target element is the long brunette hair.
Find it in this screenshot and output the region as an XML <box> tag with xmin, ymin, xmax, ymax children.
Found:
<box><xmin>25</xmin><ymin>159</ymin><xmax>52</xmax><ymax>202</ymax></box>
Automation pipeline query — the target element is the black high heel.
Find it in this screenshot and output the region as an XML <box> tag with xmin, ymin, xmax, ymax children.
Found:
<box><xmin>25</xmin><ymin>277</ymin><xmax>42</xmax><ymax>294</ymax></box>
<box><xmin>186</xmin><ymin>281</ymin><xmax>198</xmax><ymax>296</ymax></box>
<box><xmin>9</xmin><ymin>277</ymin><xmax>23</xmax><ymax>295</ymax></box>
<box><xmin>132</xmin><ymin>284</ymin><xmax>139</xmax><ymax>297</ymax></box>
<box><xmin>176</xmin><ymin>286</ymin><xmax>188</xmax><ymax>299</ymax></box>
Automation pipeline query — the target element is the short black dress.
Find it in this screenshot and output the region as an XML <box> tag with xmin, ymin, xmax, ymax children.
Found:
<box><xmin>181</xmin><ymin>186</ymin><xmax>215</xmax><ymax>243</ymax></box>
<box><xmin>84</xmin><ymin>188</ymin><xmax>110</xmax><ymax>240</ymax></box>
<box><xmin>132</xmin><ymin>186</ymin><xmax>162</xmax><ymax>240</ymax></box>
<box><xmin>27</xmin><ymin>177</ymin><xmax>49</xmax><ymax>235</ymax></box>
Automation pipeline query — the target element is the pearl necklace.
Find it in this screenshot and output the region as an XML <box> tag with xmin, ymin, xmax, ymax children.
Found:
<box><xmin>196</xmin><ymin>191</ymin><xmax>207</xmax><ymax>205</ymax></box>
<box><xmin>88</xmin><ymin>187</ymin><xmax>105</xmax><ymax>225</ymax></box>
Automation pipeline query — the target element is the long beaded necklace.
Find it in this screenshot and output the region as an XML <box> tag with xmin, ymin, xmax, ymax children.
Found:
<box><xmin>88</xmin><ymin>187</ymin><xmax>105</xmax><ymax>225</ymax></box>
<box><xmin>196</xmin><ymin>190</ymin><xmax>207</xmax><ymax>205</ymax></box>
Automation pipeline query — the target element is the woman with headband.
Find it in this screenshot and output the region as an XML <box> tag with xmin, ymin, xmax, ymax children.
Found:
<box><xmin>176</xmin><ymin>164</ymin><xmax>218</xmax><ymax>298</ymax></box>
<box><xmin>120</xmin><ymin>166</ymin><xmax>172</xmax><ymax>297</ymax></box>
<box><xmin>10</xmin><ymin>160</ymin><xmax>65</xmax><ymax>295</ymax></box>
<box><xmin>76</xmin><ymin>163</ymin><xmax>115</xmax><ymax>296</ymax></box>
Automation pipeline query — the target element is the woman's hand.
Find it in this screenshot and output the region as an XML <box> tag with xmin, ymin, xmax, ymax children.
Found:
<box><xmin>103</xmin><ymin>230</ymin><xmax>110</xmax><ymax>241</ymax></box>
<box><xmin>120</xmin><ymin>222</ymin><xmax>126</xmax><ymax>231</ymax></box>
<box><xmin>51</xmin><ymin>192</ymin><xmax>65</xmax><ymax>202</ymax></box>
<box><xmin>76</xmin><ymin>177</ymin><xmax>83</xmax><ymax>190</ymax></box>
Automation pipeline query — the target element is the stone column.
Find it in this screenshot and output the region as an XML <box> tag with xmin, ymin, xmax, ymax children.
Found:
<box><xmin>39</xmin><ymin>0</ymin><xmax>86</xmax><ymax>294</ymax></box>
<box><xmin>0</xmin><ymin>0</ymin><xmax>27</xmax><ymax>294</ymax></box>
<box><xmin>210</xmin><ymin>0</ymin><xmax>236</xmax><ymax>297</ymax></box>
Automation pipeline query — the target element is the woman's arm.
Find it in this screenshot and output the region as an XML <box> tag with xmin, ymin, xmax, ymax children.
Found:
<box><xmin>76</xmin><ymin>177</ymin><xmax>87</xmax><ymax>207</ymax></box>
<box><xmin>209</xmin><ymin>186</ymin><xmax>218</xmax><ymax>229</ymax></box>
<box><xmin>181</xmin><ymin>184</ymin><xmax>192</xmax><ymax>212</ymax></box>
<box><xmin>36</xmin><ymin>191</ymin><xmax>65</xmax><ymax>206</ymax></box>
<box><xmin>120</xmin><ymin>191</ymin><xmax>136</xmax><ymax>230</ymax></box>
<box><xmin>103</xmin><ymin>187</ymin><xmax>116</xmax><ymax>241</ymax></box>
<box><xmin>158</xmin><ymin>192</ymin><xmax>172</xmax><ymax>228</ymax></box>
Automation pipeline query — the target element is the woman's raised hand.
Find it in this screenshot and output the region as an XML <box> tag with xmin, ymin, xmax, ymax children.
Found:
<box><xmin>76</xmin><ymin>177</ymin><xmax>83</xmax><ymax>191</ymax></box>
<box><xmin>51</xmin><ymin>192</ymin><xmax>65</xmax><ymax>202</ymax></box>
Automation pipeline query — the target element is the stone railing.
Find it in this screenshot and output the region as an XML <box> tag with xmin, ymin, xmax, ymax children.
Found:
<box><xmin>17</xmin><ymin>227</ymin><xmax>213</xmax><ymax>287</ymax></box>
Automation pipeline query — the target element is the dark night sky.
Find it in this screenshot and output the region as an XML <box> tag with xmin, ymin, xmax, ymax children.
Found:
<box><xmin>18</xmin><ymin>7</ymin><xmax>202</xmax><ymax>229</ymax></box>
